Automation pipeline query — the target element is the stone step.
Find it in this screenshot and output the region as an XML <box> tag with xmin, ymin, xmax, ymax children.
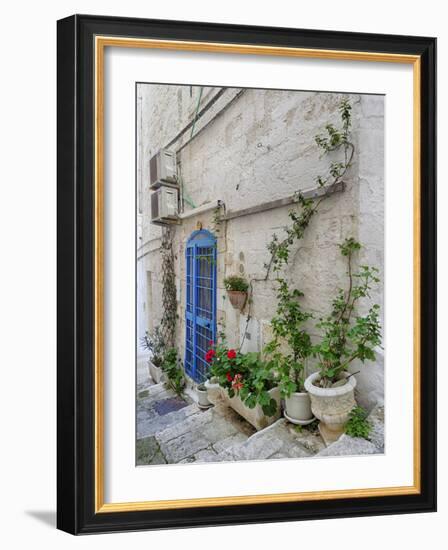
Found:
<box><xmin>215</xmin><ymin>418</ymin><xmax>325</xmax><ymax>462</ymax></box>
<box><xmin>154</xmin><ymin>403</ymin><xmax>255</xmax><ymax>464</ymax></box>
<box><xmin>137</xmin><ymin>383</ymin><xmax>200</xmax><ymax>441</ymax></box>
<box><xmin>316</xmin><ymin>404</ymin><xmax>384</xmax><ymax>457</ymax></box>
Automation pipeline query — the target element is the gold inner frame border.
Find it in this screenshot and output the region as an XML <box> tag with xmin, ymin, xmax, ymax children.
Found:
<box><xmin>94</xmin><ymin>36</ymin><xmax>421</xmax><ymax>513</ymax></box>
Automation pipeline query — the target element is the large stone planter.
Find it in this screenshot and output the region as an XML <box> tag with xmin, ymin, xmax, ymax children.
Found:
<box><xmin>222</xmin><ymin>386</ymin><xmax>281</xmax><ymax>431</ymax></box>
<box><xmin>204</xmin><ymin>378</ymin><xmax>223</xmax><ymax>406</ymax></box>
<box><xmin>305</xmin><ymin>372</ymin><xmax>356</xmax><ymax>446</ymax></box>
<box><xmin>148</xmin><ymin>360</ymin><xmax>166</xmax><ymax>384</ymax></box>
<box><xmin>284</xmin><ymin>392</ymin><xmax>314</xmax><ymax>425</ymax></box>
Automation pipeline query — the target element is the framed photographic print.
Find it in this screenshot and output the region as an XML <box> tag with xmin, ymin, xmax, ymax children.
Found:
<box><xmin>57</xmin><ymin>14</ymin><xmax>436</xmax><ymax>534</ymax></box>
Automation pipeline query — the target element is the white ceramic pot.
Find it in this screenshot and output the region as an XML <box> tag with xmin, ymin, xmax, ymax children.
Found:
<box><xmin>304</xmin><ymin>372</ymin><xmax>356</xmax><ymax>446</ymax></box>
<box><xmin>284</xmin><ymin>392</ymin><xmax>314</xmax><ymax>424</ymax></box>
<box><xmin>223</xmin><ymin>386</ymin><xmax>281</xmax><ymax>431</ymax></box>
<box><xmin>204</xmin><ymin>378</ymin><xmax>223</xmax><ymax>405</ymax></box>
<box><xmin>148</xmin><ymin>360</ymin><xmax>166</xmax><ymax>384</ymax></box>
<box><xmin>197</xmin><ymin>386</ymin><xmax>211</xmax><ymax>408</ymax></box>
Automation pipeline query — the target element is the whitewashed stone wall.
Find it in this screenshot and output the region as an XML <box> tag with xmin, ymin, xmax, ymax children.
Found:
<box><xmin>137</xmin><ymin>84</ymin><xmax>384</xmax><ymax>411</ymax></box>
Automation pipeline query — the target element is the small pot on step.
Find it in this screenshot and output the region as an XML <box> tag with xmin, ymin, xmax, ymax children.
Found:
<box><xmin>148</xmin><ymin>359</ymin><xmax>166</xmax><ymax>384</ymax></box>
<box><xmin>284</xmin><ymin>391</ymin><xmax>314</xmax><ymax>425</ymax></box>
<box><xmin>304</xmin><ymin>371</ymin><xmax>356</xmax><ymax>446</ymax></box>
<box><xmin>197</xmin><ymin>383</ymin><xmax>212</xmax><ymax>409</ymax></box>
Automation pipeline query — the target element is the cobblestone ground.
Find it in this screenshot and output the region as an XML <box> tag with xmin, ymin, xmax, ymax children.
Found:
<box><xmin>136</xmin><ymin>357</ymin><xmax>384</xmax><ymax>466</ymax></box>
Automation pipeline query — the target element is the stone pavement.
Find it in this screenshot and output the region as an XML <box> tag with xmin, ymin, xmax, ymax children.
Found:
<box><xmin>136</xmin><ymin>359</ymin><xmax>385</xmax><ymax>466</ymax></box>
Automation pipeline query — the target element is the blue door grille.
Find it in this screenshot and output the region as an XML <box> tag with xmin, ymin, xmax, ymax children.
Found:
<box><xmin>185</xmin><ymin>230</ymin><xmax>217</xmax><ymax>383</ymax></box>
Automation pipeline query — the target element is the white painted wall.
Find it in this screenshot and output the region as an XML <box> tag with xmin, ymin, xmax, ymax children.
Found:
<box><xmin>137</xmin><ymin>85</ymin><xmax>384</xmax><ymax>410</ymax></box>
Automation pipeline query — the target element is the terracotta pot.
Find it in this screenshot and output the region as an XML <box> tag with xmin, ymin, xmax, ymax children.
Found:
<box><xmin>284</xmin><ymin>391</ymin><xmax>314</xmax><ymax>424</ymax></box>
<box><xmin>304</xmin><ymin>372</ymin><xmax>356</xmax><ymax>446</ymax></box>
<box><xmin>148</xmin><ymin>360</ymin><xmax>166</xmax><ymax>384</ymax></box>
<box><xmin>227</xmin><ymin>290</ymin><xmax>247</xmax><ymax>310</ymax></box>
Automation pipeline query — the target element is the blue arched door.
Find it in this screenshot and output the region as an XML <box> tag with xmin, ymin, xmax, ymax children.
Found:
<box><xmin>185</xmin><ymin>230</ymin><xmax>217</xmax><ymax>382</ymax></box>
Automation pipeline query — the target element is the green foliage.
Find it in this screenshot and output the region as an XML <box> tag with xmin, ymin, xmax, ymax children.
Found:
<box><xmin>160</xmin><ymin>229</ymin><xmax>177</xmax><ymax>348</ymax></box>
<box><xmin>224</xmin><ymin>275</ymin><xmax>249</xmax><ymax>292</ymax></box>
<box><xmin>345</xmin><ymin>406</ymin><xmax>372</xmax><ymax>439</ymax></box>
<box><xmin>212</xmin><ymin>205</ymin><xmax>222</xmax><ymax>235</ymax></box>
<box><xmin>313</xmin><ymin>239</ymin><xmax>382</xmax><ymax>386</ymax></box>
<box><xmin>265</xmin><ymin>99</ymin><xmax>354</xmax><ymax>279</ymax></box>
<box><xmin>161</xmin><ymin>348</ymin><xmax>185</xmax><ymax>396</ymax></box>
<box><xmin>140</xmin><ymin>327</ymin><xmax>166</xmax><ymax>368</ymax></box>
<box><xmin>208</xmin><ymin>337</ymin><xmax>279</xmax><ymax>416</ymax></box>
<box><xmin>264</xmin><ymin>278</ymin><xmax>313</xmax><ymax>396</ymax></box>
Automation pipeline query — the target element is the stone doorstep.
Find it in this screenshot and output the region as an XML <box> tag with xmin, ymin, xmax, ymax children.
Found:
<box><xmin>137</xmin><ymin>403</ymin><xmax>200</xmax><ymax>439</ymax></box>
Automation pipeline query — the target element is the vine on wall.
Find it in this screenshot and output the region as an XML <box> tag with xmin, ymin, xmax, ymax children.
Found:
<box><xmin>160</xmin><ymin>226</ymin><xmax>177</xmax><ymax>348</ymax></box>
<box><xmin>240</xmin><ymin>99</ymin><xmax>355</xmax><ymax>350</ymax></box>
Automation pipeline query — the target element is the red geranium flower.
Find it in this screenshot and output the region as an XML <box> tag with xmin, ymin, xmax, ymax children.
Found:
<box><xmin>226</xmin><ymin>372</ymin><xmax>233</xmax><ymax>382</ymax></box>
<box><xmin>232</xmin><ymin>374</ymin><xmax>244</xmax><ymax>391</ymax></box>
<box><xmin>209</xmin><ymin>340</ymin><xmax>214</xmax><ymax>346</ymax></box>
<box><xmin>227</xmin><ymin>349</ymin><xmax>237</xmax><ymax>359</ymax></box>
<box><xmin>205</xmin><ymin>349</ymin><xmax>216</xmax><ymax>363</ymax></box>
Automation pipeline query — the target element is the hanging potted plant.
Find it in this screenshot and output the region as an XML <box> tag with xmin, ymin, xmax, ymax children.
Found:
<box><xmin>304</xmin><ymin>238</ymin><xmax>382</xmax><ymax>445</ymax></box>
<box><xmin>264</xmin><ymin>279</ymin><xmax>314</xmax><ymax>425</ymax></box>
<box><xmin>224</xmin><ymin>275</ymin><xmax>249</xmax><ymax>310</ymax></box>
<box><xmin>140</xmin><ymin>327</ymin><xmax>166</xmax><ymax>384</ymax></box>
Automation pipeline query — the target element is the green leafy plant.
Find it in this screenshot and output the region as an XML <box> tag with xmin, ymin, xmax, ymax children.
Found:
<box><xmin>161</xmin><ymin>348</ymin><xmax>185</xmax><ymax>396</ymax></box>
<box><xmin>312</xmin><ymin>238</ymin><xmax>382</xmax><ymax>387</ymax></box>
<box><xmin>224</xmin><ymin>275</ymin><xmax>249</xmax><ymax>292</ymax></box>
<box><xmin>345</xmin><ymin>406</ymin><xmax>372</xmax><ymax>439</ymax></box>
<box><xmin>264</xmin><ymin>279</ymin><xmax>312</xmax><ymax>396</ymax></box>
<box><xmin>208</xmin><ymin>336</ymin><xmax>278</xmax><ymax>416</ymax></box>
<box><xmin>140</xmin><ymin>327</ymin><xmax>166</xmax><ymax>368</ymax></box>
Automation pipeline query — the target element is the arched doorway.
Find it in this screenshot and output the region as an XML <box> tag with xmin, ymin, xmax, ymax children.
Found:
<box><xmin>184</xmin><ymin>229</ymin><xmax>217</xmax><ymax>382</ymax></box>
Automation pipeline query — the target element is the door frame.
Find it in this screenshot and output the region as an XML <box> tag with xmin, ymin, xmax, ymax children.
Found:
<box><xmin>184</xmin><ymin>229</ymin><xmax>217</xmax><ymax>382</ymax></box>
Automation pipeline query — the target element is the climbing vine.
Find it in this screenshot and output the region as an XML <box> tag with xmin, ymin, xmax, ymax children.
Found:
<box><xmin>240</xmin><ymin>99</ymin><xmax>355</xmax><ymax>351</ymax></box>
<box><xmin>265</xmin><ymin>99</ymin><xmax>354</xmax><ymax>278</ymax></box>
<box><xmin>160</xmin><ymin>227</ymin><xmax>177</xmax><ymax>348</ymax></box>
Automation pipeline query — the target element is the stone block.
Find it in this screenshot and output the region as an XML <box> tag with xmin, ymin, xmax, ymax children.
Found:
<box><xmin>368</xmin><ymin>404</ymin><xmax>385</xmax><ymax>452</ymax></box>
<box><xmin>317</xmin><ymin>434</ymin><xmax>379</xmax><ymax>457</ymax></box>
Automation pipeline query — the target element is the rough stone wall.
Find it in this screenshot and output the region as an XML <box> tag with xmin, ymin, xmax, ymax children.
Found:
<box><xmin>136</xmin><ymin>84</ymin><xmax>384</xmax><ymax>411</ymax></box>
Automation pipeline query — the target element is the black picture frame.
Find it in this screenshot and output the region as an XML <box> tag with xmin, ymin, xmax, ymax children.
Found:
<box><xmin>57</xmin><ymin>14</ymin><xmax>436</xmax><ymax>535</ymax></box>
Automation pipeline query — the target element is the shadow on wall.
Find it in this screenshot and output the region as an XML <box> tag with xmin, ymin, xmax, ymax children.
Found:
<box><xmin>25</xmin><ymin>510</ymin><xmax>56</xmax><ymax>529</ymax></box>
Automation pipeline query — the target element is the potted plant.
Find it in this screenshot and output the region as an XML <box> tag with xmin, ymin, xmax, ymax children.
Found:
<box><xmin>223</xmin><ymin>275</ymin><xmax>249</xmax><ymax>310</ymax></box>
<box><xmin>207</xmin><ymin>339</ymin><xmax>280</xmax><ymax>430</ymax></box>
<box><xmin>140</xmin><ymin>327</ymin><xmax>166</xmax><ymax>384</ymax></box>
<box><xmin>304</xmin><ymin>238</ymin><xmax>382</xmax><ymax>445</ymax></box>
<box><xmin>161</xmin><ymin>348</ymin><xmax>185</xmax><ymax>396</ymax></box>
<box><xmin>265</xmin><ymin>278</ymin><xmax>315</xmax><ymax>425</ymax></box>
<box><xmin>196</xmin><ymin>383</ymin><xmax>212</xmax><ymax>409</ymax></box>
